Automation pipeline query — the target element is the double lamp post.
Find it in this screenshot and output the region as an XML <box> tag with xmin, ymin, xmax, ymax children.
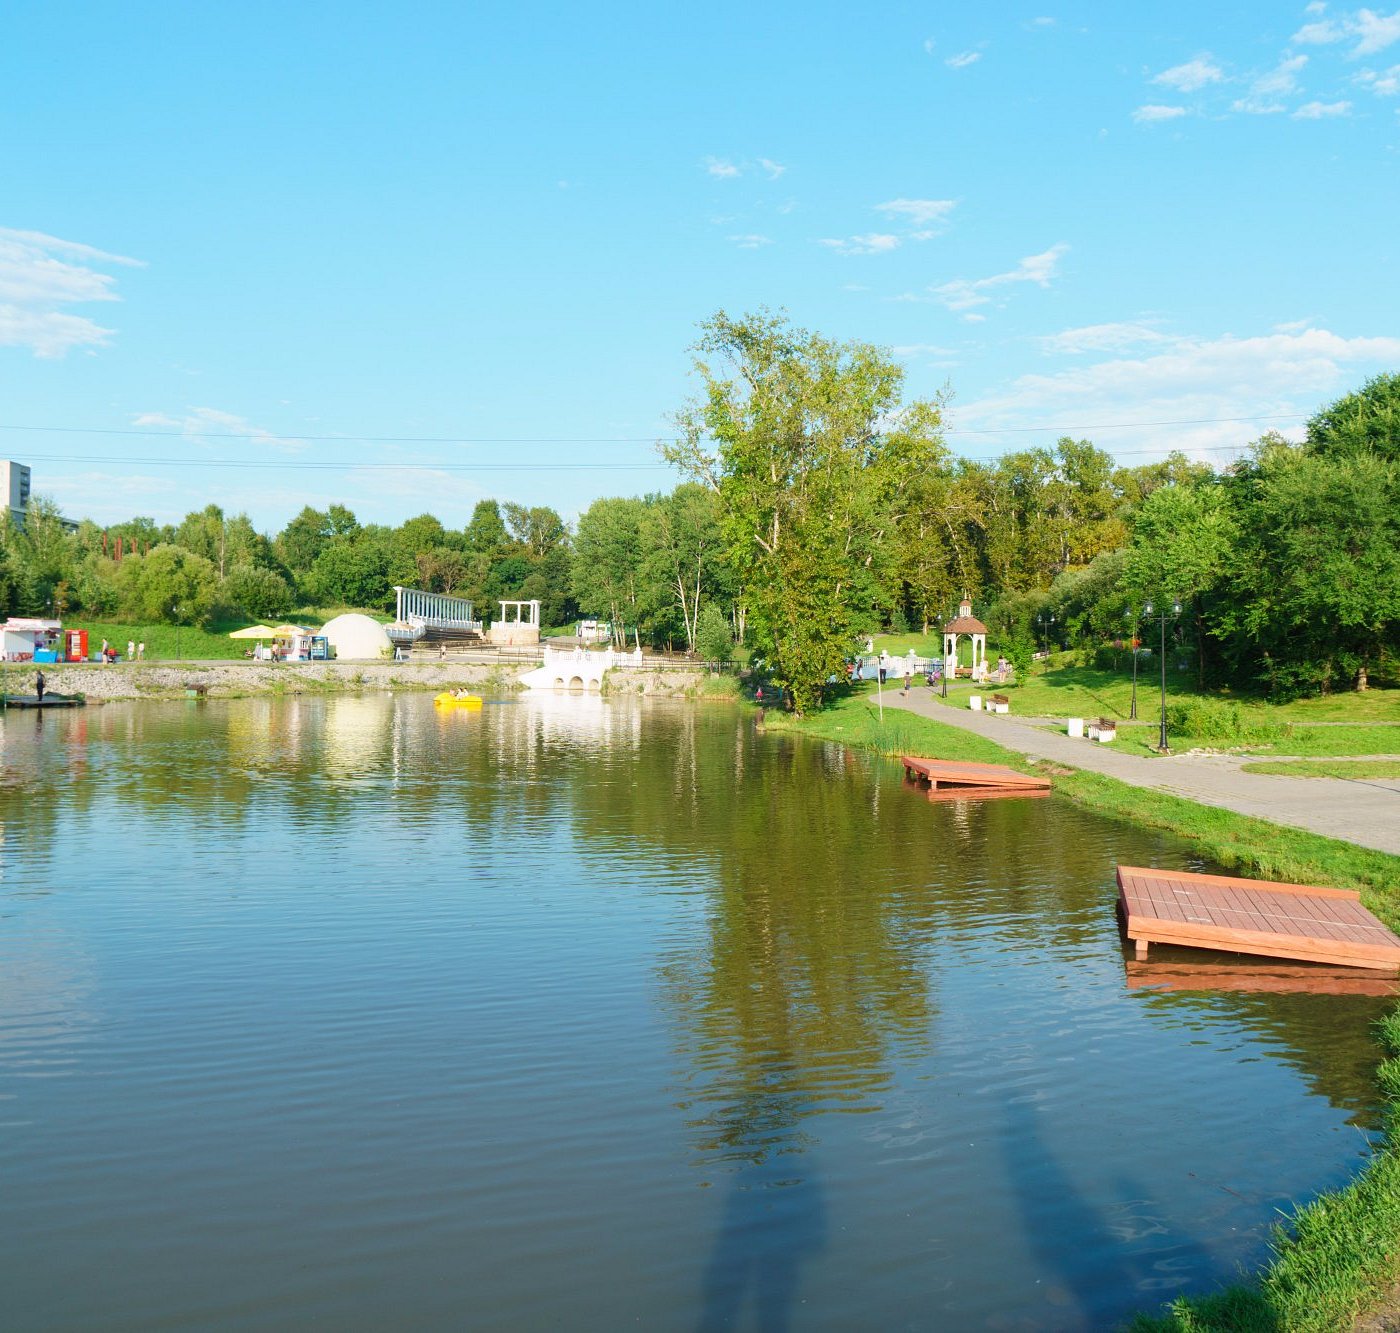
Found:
<box><xmin>1126</xmin><ymin>600</ymin><xmax>1180</xmax><ymax>751</ymax></box>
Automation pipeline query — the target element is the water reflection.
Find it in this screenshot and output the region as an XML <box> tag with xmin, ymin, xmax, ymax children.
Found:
<box><xmin>0</xmin><ymin>694</ymin><xmax>1391</xmax><ymax>1331</ymax></box>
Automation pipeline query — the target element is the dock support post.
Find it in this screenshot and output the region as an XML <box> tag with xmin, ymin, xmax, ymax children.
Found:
<box><xmin>1135</xmin><ymin>938</ymin><xmax>1149</xmax><ymax>961</ymax></box>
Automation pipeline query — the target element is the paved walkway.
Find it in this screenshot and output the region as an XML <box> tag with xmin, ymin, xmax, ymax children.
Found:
<box><xmin>883</xmin><ymin>687</ymin><xmax>1400</xmax><ymax>857</ymax></box>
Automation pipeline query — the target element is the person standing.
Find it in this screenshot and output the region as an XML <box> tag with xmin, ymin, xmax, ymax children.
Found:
<box><xmin>127</xmin><ymin>640</ymin><xmax>135</xmax><ymax>661</ymax></box>
<box><xmin>35</xmin><ymin>669</ymin><xmax>45</xmax><ymax>704</ymax></box>
<box><xmin>137</xmin><ymin>642</ymin><xmax>145</xmax><ymax>661</ymax></box>
<box><xmin>901</xmin><ymin>671</ymin><xmax>911</xmax><ymax>697</ymax></box>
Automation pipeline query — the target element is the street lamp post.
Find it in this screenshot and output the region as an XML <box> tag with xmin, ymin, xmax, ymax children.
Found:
<box><xmin>174</xmin><ymin>604</ymin><xmax>183</xmax><ymax>662</ymax></box>
<box><xmin>1126</xmin><ymin>609</ymin><xmax>1139</xmax><ymax>721</ymax></box>
<box><xmin>1143</xmin><ymin>599</ymin><xmax>1182</xmax><ymax>752</ymax></box>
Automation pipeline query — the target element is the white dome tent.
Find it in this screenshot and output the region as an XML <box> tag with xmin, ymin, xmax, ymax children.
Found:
<box><xmin>320</xmin><ymin>613</ymin><xmax>393</xmax><ymax>660</ymax></box>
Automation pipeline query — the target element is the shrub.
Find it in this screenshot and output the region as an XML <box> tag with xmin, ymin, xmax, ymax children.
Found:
<box><xmin>1165</xmin><ymin>698</ymin><xmax>1288</xmax><ymax>745</ymax></box>
<box><xmin>695</xmin><ymin>602</ymin><xmax>735</xmax><ymax>664</ymax></box>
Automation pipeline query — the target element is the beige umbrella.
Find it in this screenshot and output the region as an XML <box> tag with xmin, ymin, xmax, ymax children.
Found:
<box><xmin>229</xmin><ymin>625</ymin><xmax>278</xmax><ymax>639</ymax></box>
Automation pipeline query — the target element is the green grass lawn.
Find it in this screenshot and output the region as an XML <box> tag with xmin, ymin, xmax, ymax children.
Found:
<box><xmin>1241</xmin><ymin>758</ymin><xmax>1400</xmax><ymax>779</ymax></box>
<box><xmin>64</xmin><ymin>607</ymin><xmax>392</xmax><ymax>661</ymax></box>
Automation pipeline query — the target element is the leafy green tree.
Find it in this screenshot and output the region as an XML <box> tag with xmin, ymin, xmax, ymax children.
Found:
<box><xmin>1123</xmin><ymin>484</ymin><xmax>1238</xmax><ymax>686</ymax></box>
<box><xmin>220</xmin><ymin>564</ymin><xmax>294</xmax><ymax>619</ymax></box>
<box><xmin>573</xmin><ymin>495</ymin><xmax>648</xmax><ymax>639</ymax></box>
<box><xmin>667</xmin><ymin>310</ymin><xmax>946</xmax><ymax>712</ymax></box>
<box><xmin>307</xmin><ymin>538</ymin><xmax>390</xmax><ymax>610</ymax></box>
<box><xmin>694</xmin><ymin>601</ymin><xmax>734</xmax><ymax>663</ymax></box>
<box><xmin>276</xmin><ymin>506</ymin><xmax>332</xmax><ymax>574</ymax></box>
<box><xmin>1307</xmin><ymin>372</ymin><xmax>1400</xmax><ymax>461</ymax></box>
<box><xmin>503</xmin><ymin>503</ymin><xmax>574</xmax><ymax>627</ymax></box>
<box><xmin>1221</xmin><ymin>445</ymin><xmax>1400</xmax><ymax>694</ymax></box>
<box><xmin>119</xmin><ymin>544</ymin><xmax>220</xmax><ymax>624</ymax></box>
<box><xmin>640</xmin><ymin>483</ymin><xmax>725</xmax><ymax>652</ymax></box>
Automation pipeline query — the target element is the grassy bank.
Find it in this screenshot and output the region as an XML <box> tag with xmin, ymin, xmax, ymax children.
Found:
<box><xmin>763</xmin><ymin>692</ymin><xmax>1400</xmax><ymax>1330</ymax></box>
<box><xmin>67</xmin><ymin>607</ymin><xmax>390</xmax><ymax>662</ymax></box>
<box><xmin>763</xmin><ymin>693</ymin><xmax>1400</xmax><ymax>909</ymax></box>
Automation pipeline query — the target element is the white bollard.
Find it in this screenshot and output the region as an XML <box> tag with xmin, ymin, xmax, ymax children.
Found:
<box><xmin>1067</xmin><ymin>717</ymin><xmax>1084</xmax><ymax>738</ymax></box>
<box><xmin>969</xmin><ymin>695</ymin><xmax>982</xmax><ymax>711</ymax></box>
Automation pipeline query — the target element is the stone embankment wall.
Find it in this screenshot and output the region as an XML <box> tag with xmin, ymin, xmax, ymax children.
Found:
<box><xmin>602</xmin><ymin>668</ymin><xmax>706</xmax><ymax>697</ymax></box>
<box><xmin>12</xmin><ymin>660</ymin><xmax>509</xmax><ymax>702</ymax></box>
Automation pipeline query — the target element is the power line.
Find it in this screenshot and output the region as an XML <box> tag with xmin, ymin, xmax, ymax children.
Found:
<box><xmin>12</xmin><ymin>453</ymin><xmax>671</xmax><ymax>472</ymax></box>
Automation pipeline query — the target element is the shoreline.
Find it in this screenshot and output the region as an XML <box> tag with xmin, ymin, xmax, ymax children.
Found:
<box><xmin>2</xmin><ymin>659</ymin><xmax>709</xmax><ymax>703</ymax></box>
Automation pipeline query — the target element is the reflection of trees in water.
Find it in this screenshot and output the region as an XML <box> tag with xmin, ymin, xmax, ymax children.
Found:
<box><xmin>1132</xmin><ymin>987</ymin><xmax>1391</xmax><ymax>1128</ymax></box>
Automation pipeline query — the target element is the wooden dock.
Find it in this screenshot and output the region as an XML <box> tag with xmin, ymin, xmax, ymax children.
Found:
<box><xmin>3</xmin><ymin>694</ymin><xmax>84</xmax><ymax>709</ymax></box>
<box><xmin>1118</xmin><ymin>865</ymin><xmax>1400</xmax><ymax>973</ymax></box>
<box><xmin>901</xmin><ymin>756</ymin><xmax>1051</xmax><ymax>801</ymax></box>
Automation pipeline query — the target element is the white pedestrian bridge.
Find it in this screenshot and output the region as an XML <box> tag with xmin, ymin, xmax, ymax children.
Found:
<box><xmin>517</xmin><ymin>645</ymin><xmax>644</xmax><ymax>692</ymax></box>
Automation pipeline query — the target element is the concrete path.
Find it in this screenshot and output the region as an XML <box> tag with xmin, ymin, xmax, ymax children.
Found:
<box><xmin>882</xmin><ymin>687</ymin><xmax>1400</xmax><ymax>857</ymax></box>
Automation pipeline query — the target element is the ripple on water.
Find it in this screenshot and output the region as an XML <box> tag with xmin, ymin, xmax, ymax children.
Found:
<box><xmin>0</xmin><ymin>695</ymin><xmax>1388</xmax><ymax>1332</ymax></box>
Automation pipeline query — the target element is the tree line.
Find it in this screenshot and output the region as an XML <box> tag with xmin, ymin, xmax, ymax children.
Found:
<box><xmin>2</xmin><ymin>310</ymin><xmax>1395</xmax><ymax>710</ymax></box>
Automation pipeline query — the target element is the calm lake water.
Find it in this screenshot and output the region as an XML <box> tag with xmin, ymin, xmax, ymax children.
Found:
<box><xmin>0</xmin><ymin>693</ymin><xmax>1390</xmax><ymax>1331</ymax></box>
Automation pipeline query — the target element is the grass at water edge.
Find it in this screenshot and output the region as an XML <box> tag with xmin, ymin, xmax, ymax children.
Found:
<box><xmin>762</xmin><ymin>694</ymin><xmax>1400</xmax><ymax>1331</ymax></box>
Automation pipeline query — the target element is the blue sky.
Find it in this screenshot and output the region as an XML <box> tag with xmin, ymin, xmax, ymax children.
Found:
<box><xmin>2</xmin><ymin>1</ymin><xmax>1397</xmax><ymax>531</ymax></box>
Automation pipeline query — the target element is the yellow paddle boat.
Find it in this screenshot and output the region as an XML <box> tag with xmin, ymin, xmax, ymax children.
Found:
<box><xmin>434</xmin><ymin>690</ymin><xmax>483</xmax><ymax>709</ymax></box>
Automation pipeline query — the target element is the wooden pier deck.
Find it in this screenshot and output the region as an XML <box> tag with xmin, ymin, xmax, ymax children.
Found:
<box><xmin>3</xmin><ymin>694</ymin><xmax>84</xmax><ymax>709</ymax></box>
<box><xmin>901</xmin><ymin>756</ymin><xmax>1051</xmax><ymax>801</ymax></box>
<box><xmin>1118</xmin><ymin>865</ymin><xmax>1400</xmax><ymax>973</ymax></box>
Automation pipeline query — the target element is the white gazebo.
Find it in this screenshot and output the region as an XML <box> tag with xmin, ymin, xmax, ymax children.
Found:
<box><xmin>943</xmin><ymin>597</ymin><xmax>988</xmax><ymax>682</ymax></box>
<box><xmin>489</xmin><ymin>599</ymin><xmax>541</xmax><ymax>647</ymax></box>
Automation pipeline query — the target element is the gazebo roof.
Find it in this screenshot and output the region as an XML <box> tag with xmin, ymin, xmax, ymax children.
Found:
<box><xmin>943</xmin><ymin>614</ymin><xmax>987</xmax><ymax>634</ymax></box>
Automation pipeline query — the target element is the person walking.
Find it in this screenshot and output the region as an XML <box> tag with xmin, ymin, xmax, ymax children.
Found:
<box><xmin>35</xmin><ymin>669</ymin><xmax>45</xmax><ymax>704</ymax></box>
<box><xmin>901</xmin><ymin>671</ymin><xmax>911</xmax><ymax>697</ymax></box>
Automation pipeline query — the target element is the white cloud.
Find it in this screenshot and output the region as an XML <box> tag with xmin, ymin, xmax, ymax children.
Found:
<box><xmin>728</xmin><ymin>233</ymin><xmax>773</xmax><ymax>249</ymax></box>
<box><xmin>1029</xmin><ymin>17</ymin><xmax>1057</xmax><ymax>27</ymax></box>
<box><xmin>1294</xmin><ymin>18</ymin><xmax>1348</xmax><ymax>44</ymax></box>
<box><xmin>1293</xmin><ymin>7</ymin><xmax>1400</xmax><ymax>56</ymax></box>
<box><xmin>874</xmin><ymin>198</ymin><xmax>958</xmax><ymax>234</ymax></box>
<box><xmin>818</xmin><ymin>232</ymin><xmax>901</xmax><ymax>256</ymax></box>
<box><xmin>1153</xmin><ymin>55</ymin><xmax>1225</xmax><ymax>91</ymax></box>
<box><xmin>926</xmin><ymin>244</ymin><xmax>1069</xmax><ymax>312</ymax></box>
<box><xmin>923</xmin><ymin>37</ymin><xmax>936</xmax><ymax>54</ymax></box>
<box><xmin>1293</xmin><ymin>98</ymin><xmax>1352</xmax><ymax>115</ymax></box>
<box><xmin>1256</xmin><ymin>53</ymin><xmax>1309</xmax><ymax>94</ymax></box>
<box><xmin>1133</xmin><ymin>104</ymin><xmax>1188</xmax><ymax>122</ymax></box>
<box><xmin>1355</xmin><ymin>8</ymin><xmax>1400</xmax><ymax>54</ymax></box>
<box><xmin>130</xmin><ymin>407</ymin><xmax>307</xmax><ymax>451</ymax></box>
<box><xmin>0</xmin><ymin>227</ymin><xmax>144</xmax><ymax>358</ymax></box>
<box><xmin>893</xmin><ymin>342</ymin><xmax>959</xmax><ymax>359</ymax></box>
<box><xmin>1038</xmin><ymin>322</ymin><xmax>1170</xmax><ymax>355</ymax></box>
<box><xmin>1305</xmin><ymin>2</ymin><xmax>1328</xmax><ymax>13</ymax></box>
<box><xmin>953</xmin><ymin>326</ymin><xmax>1400</xmax><ymax>461</ymax></box>
<box><xmin>1356</xmin><ymin>62</ymin><xmax>1400</xmax><ymax>91</ymax></box>
<box><xmin>703</xmin><ymin>155</ymin><xmax>786</xmax><ymax>180</ymax></box>
<box><xmin>946</xmin><ymin>51</ymin><xmax>982</xmax><ymax>68</ymax></box>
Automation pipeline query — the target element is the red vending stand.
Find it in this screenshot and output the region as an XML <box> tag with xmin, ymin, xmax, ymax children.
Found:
<box><xmin>64</xmin><ymin>628</ymin><xmax>88</xmax><ymax>662</ymax></box>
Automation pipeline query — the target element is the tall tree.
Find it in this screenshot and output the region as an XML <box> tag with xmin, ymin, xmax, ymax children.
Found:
<box><xmin>1307</xmin><ymin>372</ymin><xmax>1400</xmax><ymax>461</ymax></box>
<box><xmin>667</xmin><ymin>310</ymin><xmax>946</xmax><ymax>712</ymax></box>
<box><xmin>573</xmin><ymin>495</ymin><xmax>648</xmax><ymax>640</ymax></box>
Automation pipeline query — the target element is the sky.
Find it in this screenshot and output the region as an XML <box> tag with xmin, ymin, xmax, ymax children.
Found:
<box><xmin>2</xmin><ymin>1</ymin><xmax>1398</xmax><ymax>533</ymax></box>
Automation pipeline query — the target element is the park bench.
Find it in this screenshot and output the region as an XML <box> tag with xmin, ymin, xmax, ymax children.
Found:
<box><xmin>984</xmin><ymin>694</ymin><xmax>1010</xmax><ymax>714</ymax></box>
<box><xmin>1086</xmin><ymin>717</ymin><xmax>1117</xmax><ymax>743</ymax></box>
